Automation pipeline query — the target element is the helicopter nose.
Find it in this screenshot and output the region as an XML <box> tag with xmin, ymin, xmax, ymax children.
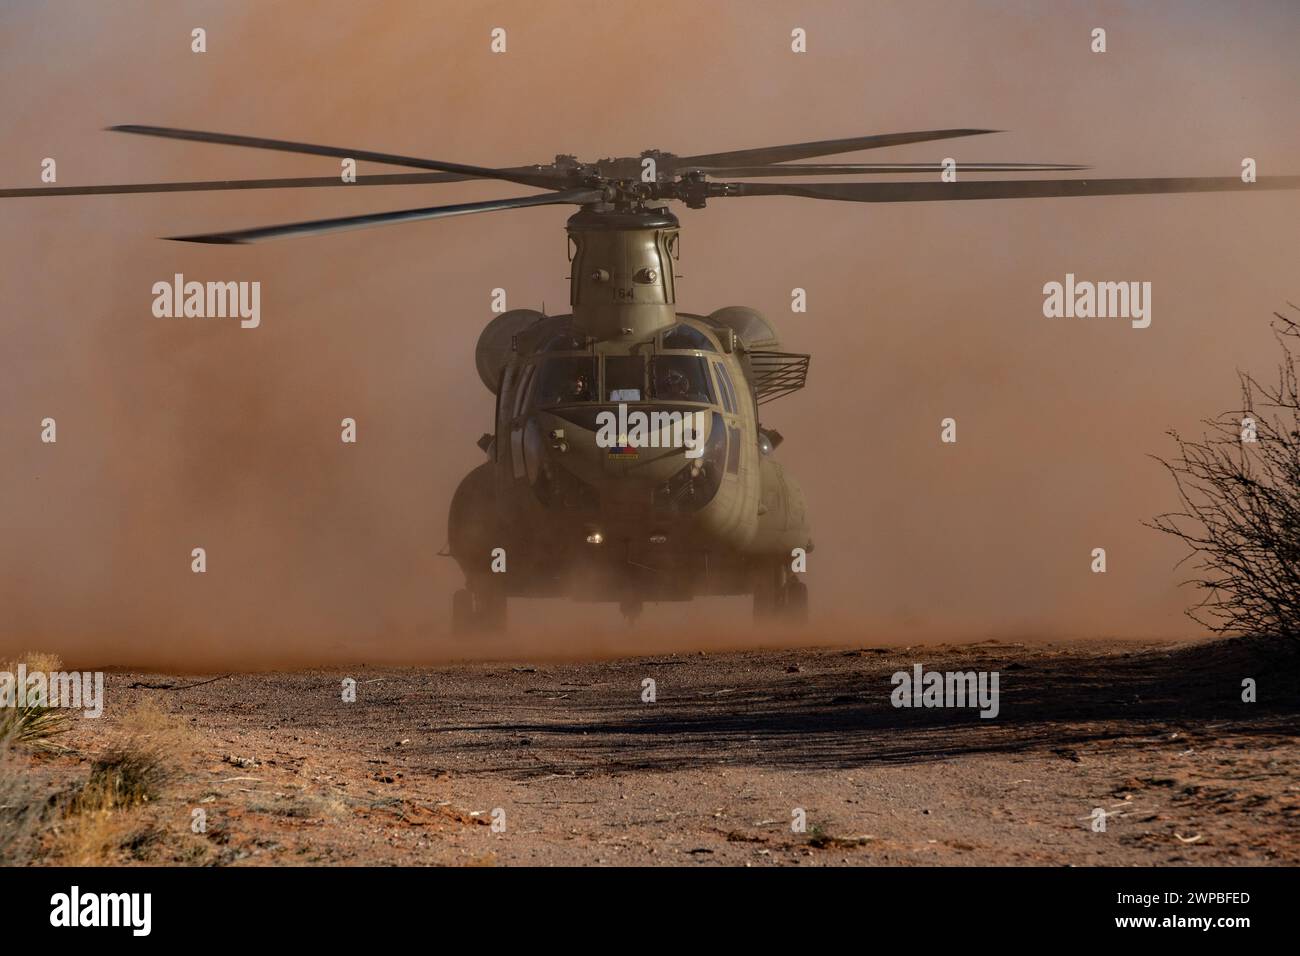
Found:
<box><xmin>528</xmin><ymin>407</ymin><xmax>712</xmax><ymax>487</ymax></box>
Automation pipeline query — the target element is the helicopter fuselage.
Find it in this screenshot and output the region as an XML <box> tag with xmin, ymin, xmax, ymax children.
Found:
<box><xmin>447</xmin><ymin>205</ymin><xmax>811</xmax><ymax>620</ymax></box>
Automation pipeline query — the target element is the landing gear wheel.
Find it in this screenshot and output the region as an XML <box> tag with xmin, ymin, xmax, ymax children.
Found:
<box><xmin>783</xmin><ymin>579</ymin><xmax>809</xmax><ymax>625</ymax></box>
<box><xmin>476</xmin><ymin>587</ymin><xmax>507</xmax><ymax>633</ymax></box>
<box><xmin>452</xmin><ymin>589</ymin><xmax>474</xmax><ymax>635</ymax></box>
<box><xmin>752</xmin><ymin>562</ymin><xmax>783</xmax><ymax>622</ymax></box>
<box><xmin>452</xmin><ymin>584</ymin><xmax>507</xmax><ymax>635</ymax></box>
<box><xmin>752</xmin><ymin>563</ymin><xmax>809</xmax><ymax>625</ymax></box>
<box><xmin>619</xmin><ymin>599</ymin><xmax>643</xmax><ymax>626</ymax></box>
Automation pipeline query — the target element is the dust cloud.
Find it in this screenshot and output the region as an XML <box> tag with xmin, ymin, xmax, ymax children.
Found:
<box><xmin>1</xmin><ymin>1</ymin><xmax>1298</xmax><ymax>669</ymax></box>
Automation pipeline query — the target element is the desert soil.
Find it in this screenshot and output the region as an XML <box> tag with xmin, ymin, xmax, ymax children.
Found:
<box><xmin>14</xmin><ymin>636</ymin><xmax>1299</xmax><ymax>866</ymax></box>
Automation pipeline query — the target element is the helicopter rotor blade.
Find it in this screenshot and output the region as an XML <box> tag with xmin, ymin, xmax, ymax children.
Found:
<box><xmin>713</xmin><ymin>175</ymin><xmax>1300</xmax><ymax>203</ymax></box>
<box><xmin>0</xmin><ymin>164</ymin><xmax>1082</xmax><ymax>198</ymax></box>
<box><xmin>0</xmin><ymin>171</ymin><xmax>493</xmax><ymax>198</ymax></box>
<box><xmin>109</xmin><ymin>125</ymin><xmax>568</xmax><ymax>190</ymax></box>
<box><xmin>675</xmin><ymin>129</ymin><xmax>998</xmax><ymax>169</ymax></box>
<box><xmin>688</xmin><ymin>161</ymin><xmax>1088</xmax><ymax>177</ymax></box>
<box><xmin>167</xmin><ymin>187</ymin><xmax>604</xmax><ymax>244</ymax></box>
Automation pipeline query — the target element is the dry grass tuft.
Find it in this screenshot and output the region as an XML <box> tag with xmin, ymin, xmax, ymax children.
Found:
<box><xmin>0</xmin><ymin>652</ymin><xmax>72</xmax><ymax>749</ymax></box>
<box><xmin>57</xmin><ymin>700</ymin><xmax>187</xmax><ymax>864</ymax></box>
<box><xmin>72</xmin><ymin>746</ymin><xmax>171</xmax><ymax>814</ymax></box>
<box><xmin>0</xmin><ymin>743</ymin><xmax>50</xmax><ymax>865</ymax></box>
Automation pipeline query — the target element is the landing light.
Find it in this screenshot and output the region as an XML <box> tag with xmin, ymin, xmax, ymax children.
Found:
<box><xmin>586</xmin><ymin>532</ymin><xmax>604</xmax><ymax>545</ymax></box>
<box><xmin>649</xmin><ymin>534</ymin><xmax>668</xmax><ymax>545</ymax></box>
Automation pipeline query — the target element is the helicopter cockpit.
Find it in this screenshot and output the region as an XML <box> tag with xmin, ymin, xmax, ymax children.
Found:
<box><xmin>508</xmin><ymin>323</ymin><xmax>734</xmax><ymax>515</ymax></box>
<box><xmin>524</xmin><ymin>324</ymin><xmax>721</xmax><ymax>412</ymax></box>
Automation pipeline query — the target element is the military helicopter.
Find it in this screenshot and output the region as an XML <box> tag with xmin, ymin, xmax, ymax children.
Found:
<box><xmin>5</xmin><ymin>125</ymin><xmax>1298</xmax><ymax>631</ymax></box>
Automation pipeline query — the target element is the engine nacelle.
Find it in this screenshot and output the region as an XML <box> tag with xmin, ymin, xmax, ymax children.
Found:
<box><xmin>475</xmin><ymin>309</ymin><xmax>544</xmax><ymax>394</ymax></box>
<box><xmin>707</xmin><ymin>306</ymin><xmax>781</xmax><ymax>350</ymax></box>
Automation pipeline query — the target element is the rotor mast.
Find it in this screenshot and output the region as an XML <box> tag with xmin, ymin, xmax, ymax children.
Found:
<box><xmin>566</xmin><ymin>205</ymin><xmax>681</xmax><ymax>342</ymax></box>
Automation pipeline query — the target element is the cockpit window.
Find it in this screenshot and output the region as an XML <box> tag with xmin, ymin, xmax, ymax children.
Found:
<box><xmin>513</xmin><ymin>365</ymin><xmax>534</xmax><ymax>417</ymax></box>
<box><xmin>541</xmin><ymin>331</ymin><xmax>587</xmax><ymax>352</ymax></box>
<box><xmin>714</xmin><ymin>361</ymin><xmax>739</xmax><ymax>413</ymax></box>
<box><xmin>533</xmin><ymin>356</ymin><xmax>597</xmax><ymax>406</ymax></box>
<box><xmin>713</xmin><ymin>362</ymin><xmax>734</xmax><ymax>413</ymax></box>
<box><xmin>662</xmin><ymin>323</ymin><xmax>716</xmax><ymax>352</ymax></box>
<box><xmin>651</xmin><ymin>355</ymin><xmax>715</xmax><ymax>404</ymax></box>
<box><xmin>604</xmin><ymin>356</ymin><xmax>645</xmax><ymax>402</ymax></box>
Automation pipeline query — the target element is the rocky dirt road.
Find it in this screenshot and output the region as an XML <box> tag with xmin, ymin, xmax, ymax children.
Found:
<box><xmin>21</xmin><ymin>637</ymin><xmax>1300</xmax><ymax>865</ymax></box>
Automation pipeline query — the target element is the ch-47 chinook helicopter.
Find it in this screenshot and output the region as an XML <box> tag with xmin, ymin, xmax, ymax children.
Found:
<box><xmin>5</xmin><ymin>125</ymin><xmax>1298</xmax><ymax>631</ymax></box>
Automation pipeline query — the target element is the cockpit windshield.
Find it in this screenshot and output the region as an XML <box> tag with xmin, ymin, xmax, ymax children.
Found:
<box><xmin>604</xmin><ymin>356</ymin><xmax>645</xmax><ymax>402</ymax></box>
<box><xmin>533</xmin><ymin>356</ymin><xmax>597</xmax><ymax>405</ymax></box>
<box><xmin>529</xmin><ymin>354</ymin><xmax>715</xmax><ymax>409</ymax></box>
<box><xmin>650</xmin><ymin>355</ymin><xmax>715</xmax><ymax>403</ymax></box>
<box><xmin>662</xmin><ymin>323</ymin><xmax>716</xmax><ymax>352</ymax></box>
<box><xmin>541</xmin><ymin>331</ymin><xmax>586</xmax><ymax>352</ymax></box>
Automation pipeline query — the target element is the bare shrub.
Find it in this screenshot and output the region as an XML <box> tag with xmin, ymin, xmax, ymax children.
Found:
<box><xmin>1149</xmin><ymin>304</ymin><xmax>1300</xmax><ymax>639</ymax></box>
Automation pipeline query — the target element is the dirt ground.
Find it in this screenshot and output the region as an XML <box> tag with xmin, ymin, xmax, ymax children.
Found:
<box><xmin>9</xmin><ymin>636</ymin><xmax>1299</xmax><ymax>866</ymax></box>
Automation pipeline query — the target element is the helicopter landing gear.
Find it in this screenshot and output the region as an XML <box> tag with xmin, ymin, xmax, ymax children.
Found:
<box><xmin>753</xmin><ymin>562</ymin><xmax>809</xmax><ymax>625</ymax></box>
<box><xmin>784</xmin><ymin>578</ymin><xmax>809</xmax><ymax>624</ymax></box>
<box><xmin>619</xmin><ymin>599</ymin><xmax>643</xmax><ymax>626</ymax></box>
<box><xmin>452</xmin><ymin>581</ymin><xmax>507</xmax><ymax>636</ymax></box>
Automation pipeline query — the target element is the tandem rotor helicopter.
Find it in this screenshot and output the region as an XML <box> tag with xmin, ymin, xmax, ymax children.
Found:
<box><xmin>5</xmin><ymin>125</ymin><xmax>1298</xmax><ymax>632</ymax></box>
